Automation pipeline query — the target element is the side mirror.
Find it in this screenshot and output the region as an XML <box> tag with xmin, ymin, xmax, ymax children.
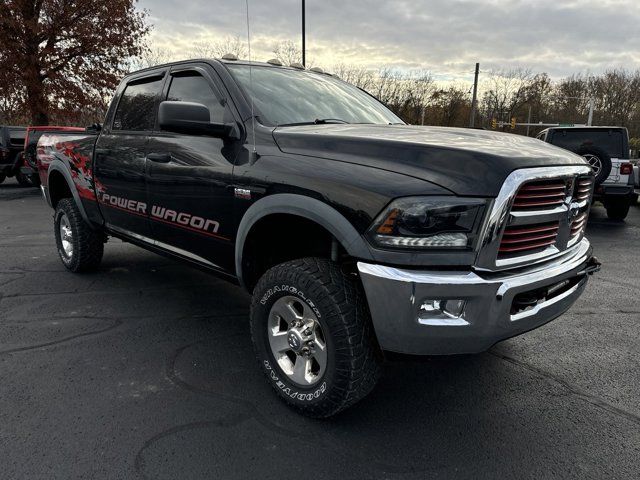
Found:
<box><xmin>158</xmin><ymin>101</ymin><xmax>236</xmax><ymax>138</ymax></box>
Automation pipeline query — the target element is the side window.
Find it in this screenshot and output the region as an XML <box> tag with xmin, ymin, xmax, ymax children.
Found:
<box><xmin>167</xmin><ymin>72</ymin><xmax>227</xmax><ymax>123</ymax></box>
<box><xmin>113</xmin><ymin>77</ymin><xmax>164</xmax><ymax>131</ymax></box>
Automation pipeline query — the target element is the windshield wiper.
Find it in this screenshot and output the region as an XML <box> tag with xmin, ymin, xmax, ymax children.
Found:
<box><xmin>277</xmin><ymin>118</ymin><xmax>350</xmax><ymax>127</ymax></box>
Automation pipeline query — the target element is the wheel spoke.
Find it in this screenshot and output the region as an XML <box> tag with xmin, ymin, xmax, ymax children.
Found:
<box><xmin>291</xmin><ymin>357</ymin><xmax>310</xmax><ymax>385</ymax></box>
<box><xmin>300</xmin><ymin>302</ymin><xmax>316</xmax><ymax>323</ymax></box>
<box><xmin>312</xmin><ymin>346</ymin><xmax>327</xmax><ymax>374</ymax></box>
<box><xmin>269</xmin><ymin>332</ymin><xmax>290</xmax><ymax>353</ymax></box>
<box><xmin>271</xmin><ymin>303</ymin><xmax>297</xmax><ymax>326</ymax></box>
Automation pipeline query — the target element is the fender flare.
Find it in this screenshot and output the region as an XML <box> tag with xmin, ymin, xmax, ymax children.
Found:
<box><xmin>48</xmin><ymin>160</ymin><xmax>92</xmax><ymax>225</ymax></box>
<box><xmin>235</xmin><ymin>193</ymin><xmax>373</xmax><ymax>288</ymax></box>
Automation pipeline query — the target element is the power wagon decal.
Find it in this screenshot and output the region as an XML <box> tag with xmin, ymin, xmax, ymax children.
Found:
<box><xmin>98</xmin><ymin>192</ymin><xmax>224</xmax><ymax>239</ymax></box>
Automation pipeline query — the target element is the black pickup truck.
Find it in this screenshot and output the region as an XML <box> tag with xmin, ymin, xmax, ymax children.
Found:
<box><xmin>37</xmin><ymin>58</ymin><xmax>600</xmax><ymax>417</ymax></box>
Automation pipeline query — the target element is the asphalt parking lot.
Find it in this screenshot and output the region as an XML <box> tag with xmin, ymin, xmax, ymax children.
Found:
<box><xmin>1</xmin><ymin>177</ymin><xmax>638</xmax><ymax>479</ymax></box>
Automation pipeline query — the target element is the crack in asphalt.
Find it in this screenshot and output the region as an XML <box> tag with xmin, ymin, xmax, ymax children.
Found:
<box><xmin>133</xmin><ymin>415</ymin><xmax>252</xmax><ymax>480</ymax></box>
<box><xmin>160</xmin><ymin>340</ymin><xmax>423</xmax><ymax>476</ymax></box>
<box><xmin>0</xmin><ymin>273</ymin><xmax>25</xmax><ymax>287</ymax></box>
<box><xmin>0</xmin><ymin>283</ymin><xmax>234</xmax><ymax>301</ymax></box>
<box><xmin>0</xmin><ymin>317</ymin><xmax>124</xmax><ymax>355</ymax></box>
<box><xmin>0</xmin><ymin>312</ymin><xmax>250</xmax><ymax>356</ymax></box>
<box><xmin>569</xmin><ymin>309</ymin><xmax>640</xmax><ymax>315</ymax></box>
<box><xmin>595</xmin><ymin>277</ymin><xmax>640</xmax><ymax>290</ymax></box>
<box><xmin>489</xmin><ymin>350</ymin><xmax>640</xmax><ymax>426</ymax></box>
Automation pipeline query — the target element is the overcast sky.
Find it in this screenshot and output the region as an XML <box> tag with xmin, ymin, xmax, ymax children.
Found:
<box><xmin>138</xmin><ymin>0</ymin><xmax>640</xmax><ymax>82</ymax></box>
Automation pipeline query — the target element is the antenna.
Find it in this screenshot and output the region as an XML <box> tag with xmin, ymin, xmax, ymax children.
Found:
<box><xmin>245</xmin><ymin>0</ymin><xmax>258</xmax><ymax>162</ymax></box>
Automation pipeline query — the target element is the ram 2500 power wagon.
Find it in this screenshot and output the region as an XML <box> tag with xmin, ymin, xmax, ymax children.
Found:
<box><xmin>37</xmin><ymin>58</ymin><xmax>601</xmax><ymax>417</ymax></box>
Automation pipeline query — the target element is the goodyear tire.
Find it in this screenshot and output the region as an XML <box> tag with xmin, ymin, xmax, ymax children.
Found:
<box><xmin>54</xmin><ymin>198</ymin><xmax>104</xmax><ymax>272</ymax></box>
<box><xmin>250</xmin><ymin>257</ymin><xmax>381</xmax><ymax>418</ymax></box>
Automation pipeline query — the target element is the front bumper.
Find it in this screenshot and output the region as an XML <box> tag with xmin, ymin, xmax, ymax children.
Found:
<box><xmin>358</xmin><ymin>238</ymin><xmax>597</xmax><ymax>355</ymax></box>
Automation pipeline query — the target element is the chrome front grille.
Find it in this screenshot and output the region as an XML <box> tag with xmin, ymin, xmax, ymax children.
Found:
<box><xmin>569</xmin><ymin>212</ymin><xmax>588</xmax><ymax>240</ymax></box>
<box><xmin>475</xmin><ymin>165</ymin><xmax>594</xmax><ymax>271</ymax></box>
<box><xmin>573</xmin><ymin>176</ymin><xmax>593</xmax><ymax>203</ymax></box>
<box><xmin>511</xmin><ymin>180</ymin><xmax>567</xmax><ymax>211</ymax></box>
<box><xmin>498</xmin><ymin>221</ymin><xmax>560</xmax><ymax>258</ymax></box>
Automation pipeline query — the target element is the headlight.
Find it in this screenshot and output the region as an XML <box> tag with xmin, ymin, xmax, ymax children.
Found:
<box><xmin>367</xmin><ymin>196</ymin><xmax>486</xmax><ymax>249</ymax></box>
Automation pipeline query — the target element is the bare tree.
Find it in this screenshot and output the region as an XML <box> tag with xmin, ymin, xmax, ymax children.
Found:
<box><xmin>331</xmin><ymin>63</ymin><xmax>375</xmax><ymax>90</ymax></box>
<box><xmin>129</xmin><ymin>48</ymin><xmax>175</xmax><ymax>71</ymax></box>
<box><xmin>191</xmin><ymin>35</ymin><xmax>248</xmax><ymax>60</ymax></box>
<box><xmin>273</xmin><ymin>40</ymin><xmax>303</xmax><ymax>66</ymax></box>
<box><xmin>481</xmin><ymin>68</ymin><xmax>532</xmax><ymax>127</ymax></box>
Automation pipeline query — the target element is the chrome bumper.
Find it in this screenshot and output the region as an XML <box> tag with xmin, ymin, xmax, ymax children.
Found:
<box><xmin>358</xmin><ymin>238</ymin><xmax>596</xmax><ymax>355</ymax></box>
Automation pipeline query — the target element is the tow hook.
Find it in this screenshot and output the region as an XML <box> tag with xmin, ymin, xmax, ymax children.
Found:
<box><xmin>578</xmin><ymin>256</ymin><xmax>602</xmax><ymax>276</ymax></box>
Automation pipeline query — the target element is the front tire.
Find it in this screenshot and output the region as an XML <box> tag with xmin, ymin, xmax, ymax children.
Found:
<box><xmin>54</xmin><ymin>198</ymin><xmax>104</xmax><ymax>272</ymax></box>
<box><xmin>250</xmin><ymin>258</ymin><xmax>381</xmax><ymax>418</ymax></box>
<box><xmin>604</xmin><ymin>196</ymin><xmax>631</xmax><ymax>220</ymax></box>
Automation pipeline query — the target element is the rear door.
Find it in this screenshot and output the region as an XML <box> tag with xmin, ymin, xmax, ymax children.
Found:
<box><xmin>94</xmin><ymin>71</ymin><xmax>167</xmax><ymax>239</ymax></box>
<box><xmin>145</xmin><ymin>64</ymin><xmax>242</xmax><ymax>273</ymax></box>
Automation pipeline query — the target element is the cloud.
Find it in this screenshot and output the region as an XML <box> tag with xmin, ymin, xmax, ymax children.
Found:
<box><xmin>139</xmin><ymin>0</ymin><xmax>640</xmax><ymax>80</ymax></box>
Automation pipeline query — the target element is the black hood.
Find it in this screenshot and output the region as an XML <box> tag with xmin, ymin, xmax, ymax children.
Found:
<box><xmin>273</xmin><ymin>124</ymin><xmax>587</xmax><ymax>196</ymax></box>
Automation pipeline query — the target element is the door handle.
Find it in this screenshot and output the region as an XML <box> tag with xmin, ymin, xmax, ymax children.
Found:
<box><xmin>147</xmin><ymin>153</ymin><xmax>171</xmax><ymax>163</ymax></box>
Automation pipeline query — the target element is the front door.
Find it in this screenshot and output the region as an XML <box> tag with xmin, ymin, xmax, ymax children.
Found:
<box><xmin>94</xmin><ymin>72</ymin><xmax>166</xmax><ymax>239</ymax></box>
<box><xmin>145</xmin><ymin>65</ymin><xmax>241</xmax><ymax>273</ymax></box>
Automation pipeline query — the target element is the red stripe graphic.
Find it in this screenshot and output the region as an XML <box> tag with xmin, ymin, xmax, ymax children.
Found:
<box><xmin>98</xmin><ymin>199</ymin><xmax>230</xmax><ymax>241</ymax></box>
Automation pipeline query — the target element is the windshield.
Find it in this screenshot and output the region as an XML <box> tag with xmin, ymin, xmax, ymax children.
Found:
<box><xmin>226</xmin><ymin>64</ymin><xmax>403</xmax><ymax>127</ymax></box>
<box><xmin>551</xmin><ymin>129</ymin><xmax>625</xmax><ymax>158</ymax></box>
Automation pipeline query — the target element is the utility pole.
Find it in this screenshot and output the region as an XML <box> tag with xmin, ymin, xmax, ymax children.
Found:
<box><xmin>587</xmin><ymin>98</ymin><xmax>594</xmax><ymax>126</ymax></box>
<box><xmin>526</xmin><ymin>106</ymin><xmax>532</xmax><ymax>136</ymax></box>
<box><xmin>469</xmin><ymin>62</ymin><xmax>479</xmax><ymax>127</ymax></box>
<box><xmin>302</xmin><ymin>0</ymin><xmax>306</xmax><ymax>67</ymax></box>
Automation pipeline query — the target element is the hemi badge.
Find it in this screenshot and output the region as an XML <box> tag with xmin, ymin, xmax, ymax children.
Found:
<box><xmin>234</xmin><ymin>187</ymin><xmax>252</xmax><ymax>200</ymax></box>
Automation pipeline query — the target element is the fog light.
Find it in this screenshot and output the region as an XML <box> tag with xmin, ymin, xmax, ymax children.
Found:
<box><xmin>418</xmin><ymin>299</ymin><xmax>467</xmax><ymax>326</ymax></box>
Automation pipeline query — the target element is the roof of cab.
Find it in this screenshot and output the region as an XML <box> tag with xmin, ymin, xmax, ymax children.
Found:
<box><xmin>127</xmin><ymin>57</ymin><xmax>332</xmax><ymax>78</ymax></box>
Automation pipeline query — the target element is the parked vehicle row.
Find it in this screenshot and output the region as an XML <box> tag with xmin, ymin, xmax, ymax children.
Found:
<box><xmin>0</xmin><ymin>125</ymin><xmax>85</xmax><ymax>187</ymax></box>
<box><xmin>35</xmin><ymin>57</ymin><xmax>601</xmax><ymax>417</ymax></box>
<box><xmin>0</xmin><ymin>125</ymin><xmax>34</xmax><ymax>186</ymax></box>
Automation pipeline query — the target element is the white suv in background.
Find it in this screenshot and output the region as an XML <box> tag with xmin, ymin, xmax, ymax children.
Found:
<box><xmin>537</xmin><ymin>126</ymin><xmax>635</xmax><ymax>220</ymax></box>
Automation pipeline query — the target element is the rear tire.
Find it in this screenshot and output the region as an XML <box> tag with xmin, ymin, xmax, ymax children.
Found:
<box><xmin>0</xmin><ymin>173</ymin><xmax>5</xmax><ymax>184</ymax></box>
<box><xmin>604</xmin><ymin>197</ymin><xmax>631</xmax><ymax>220</ymax></box>
<box><xmin>54</xmin><ymin>198</ymin><xmax>104</xmax><ymax>272</ymax></box>
<box><xmin>250</xmin><ymin>257</ymin><xmax>381</xmax><ymax>418</ymax></box>
<box><xmin>16</xmin><ymin>171</ymin><xmax>39</xmax><ymax>187</ymax></box>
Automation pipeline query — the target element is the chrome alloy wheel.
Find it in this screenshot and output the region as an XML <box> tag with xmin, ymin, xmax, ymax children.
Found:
<box><xmin>582</xmin><ymin>154</ymin><xmax>602</xmax><ymax>177</ymax></box>
<box><xmin>267</xmin><ymin>295</ymin><xmax>328</xmax><ymax>387</ymax></box>
<box><xmin>59</xmin><ymin>213</ymin><xmax>74</xmax><ymax>259</ymax></box>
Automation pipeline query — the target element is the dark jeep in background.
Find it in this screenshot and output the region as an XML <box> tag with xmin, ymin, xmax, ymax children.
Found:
<box><xmin>537</xmin><ymin>126</ymin><xmax>635</xmax><ymax>219</ymax></box>
<box><xmin>36</xmin><ymin>58</ymin><xmax>600</xmax><ymax>417</ymax></box>
<box><xmin>0</xmin><ymin>125</ymin><xmax>37</xmax><ymax>186</ymax></box>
